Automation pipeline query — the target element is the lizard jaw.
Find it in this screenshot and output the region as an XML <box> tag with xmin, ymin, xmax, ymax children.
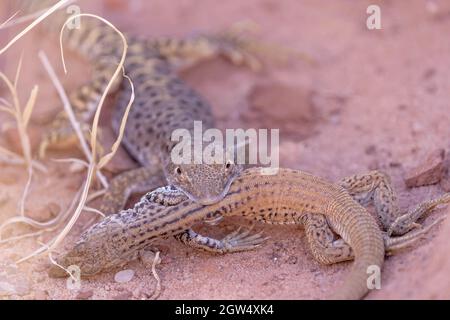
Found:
<box><xmin>184</xmin><ymin>173</ymin><xmax>238</xmax><ymax>206</ymax></box>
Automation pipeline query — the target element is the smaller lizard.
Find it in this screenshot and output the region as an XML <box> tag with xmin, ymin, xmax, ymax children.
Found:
<box><xmin>48</xmin><ymin>168</ymin><xmax>449</xmax><ymax>299</ymax></box>
<box><xmin>48</xmin><ymin>184</ymin><xmax>267</xmax><ymax>278</ymax></box>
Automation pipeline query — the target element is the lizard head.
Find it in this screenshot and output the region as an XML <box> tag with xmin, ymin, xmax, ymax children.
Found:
<box><xmin>164</xmin><ymin>160</ymin><xmax>243</xmax><ymax>205</ymax></box>
<box><xmin>47</xmin><ymin>227</ymin><xmax>113</xmax><ymax>278</ymax></box>
<box><xmin>47</xmin><ymin>244</ymin><xmax>95</xmax><ymax>278</ymax></box>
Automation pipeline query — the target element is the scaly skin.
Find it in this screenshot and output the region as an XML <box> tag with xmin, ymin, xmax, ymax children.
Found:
<box><xmin>49</xmin><ymin>168</ymin><xmax>450</xmax><ymax>299</ymax></box>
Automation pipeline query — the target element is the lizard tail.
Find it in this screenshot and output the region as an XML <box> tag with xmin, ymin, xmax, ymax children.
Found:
<box><xmin>16</xmin><ymin>1</ymin><xmax>124</xmax><ymax>61</ymax></box>
<box><xmin>17</xmin><ymin>1</ymin><xmax>127</xmax><ymax>155</ymax></box>
<box><xmin>328</xmin><ymin>195</ymin><xmax>385</xmax><ymax>300</ymax></box>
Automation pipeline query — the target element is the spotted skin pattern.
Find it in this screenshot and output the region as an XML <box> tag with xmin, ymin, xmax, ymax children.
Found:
<box><xmin>26</xmin><ymin>1</ymin><xmax>263</xmax><ymax>212</ymax></box>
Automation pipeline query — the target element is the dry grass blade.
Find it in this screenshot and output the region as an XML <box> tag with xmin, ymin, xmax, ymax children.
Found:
<box><xmin>16</xmin><ymin>13</ymin><xmax>133</xmax><ymax>265</ymax></box>
<box><xmin>0</xmin><ymin>105</ymin><xmax>15</xmax><ymax>116</ymax></box>
<box><xmin>42</xmin><ymin>13</ymin><xmax>131</xmax><ymax>253</ymax></box>
<box><xmin>0</xmin><ymin>0</ymin><xmax>72</xmax><ymax>55</ymax></box>
<box><xmin>0</xmin><ymin>97</ymin><xmax>12</xmax><ymax>106</ymax></box>
<box><xmin>0</xmin><ymin>0</ymin><xmax>76</xmax><ymax>30</ymax></box>
<box><xmin>1</xmin><ymin>5</ymin><xmax>134</xmax><ymax>269</ymax></box>
<box><xmin>0</xmin><ymin>11</ymin><xmax>20</xmax><ymax>29</ymax></box>
<box><xmin>83</xmin><ymin>206</ymin><xmax>105</xmax><ymax>218</ymax></box>
<box><xmin>86</xmin><ymin>189</ymin><xmax>106</xmax><ymax>202</ymax></box>
<box><xmin>0</xmin><ymin>230</ymin><xmax>46</xmax><ymax>245</ymax></box>
<box><xmin>0</xmin><ymin>185</ymin><xmax>82</xmax><ymax>240</ymax></box>
<box><xmin>59</xmin><ymin>14</ymin><xmax>134</xmax><ymax>166</ymax></box>
<box><xmin>0</xmin><ymin>63</ymin><xmax>35</xmax><ymax>169</ymax></box>
<box><xmin>38</xmin><ymin>50</ymin><xmax>108</xmax><ymax>188</ymax></box>
<box><xmin>13</xmin><ymin>52</ymin><xmax>24</xmax><ymax>88</ymax></box>
<box><xmin>51</xmin><ymin>157</ymin><xmax>89</xmax><ymax>169</ymax></box>
<box><xmin>0</xmin><ymin>145</ymin><xmax>47</xmax><ymax>172</ymax></box>
<box><xmin>19</xmin><ymin>165</ymin><xmax>33</xmax><ymax>217</ymax></box>
<box><xmin>0</xmin><ymin>60</ymin><xmax>37</xmax><ymax>217</ymax></box>
<box><xmin>97</xmin><ymin>72</ymin><xmax>134</xmax><ymax>169</ymax></box>
<box><xmin>23</xmin><ymin>85</ymin><xmax>38</xmax><ymax>127</ymax></box>
<box><xmin>148</xmin><ymin>251</ymin><xmax>162</xmax><ymax>300</ymax></box>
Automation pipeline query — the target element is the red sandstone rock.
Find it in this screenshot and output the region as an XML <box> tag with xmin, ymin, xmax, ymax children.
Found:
<box><xmin>404</xmin><ymin>149</ymin><xmax>445</xmax><ymax>188</ymax></box>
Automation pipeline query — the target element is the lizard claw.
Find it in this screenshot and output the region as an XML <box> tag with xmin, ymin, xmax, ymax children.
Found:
<box><xmin>204</xmin><ymin>214</ymin><xmax>224</xmax><ymax>226</ymax></box>
<box><xmin>221</xmin><ymin>227</ymin><xmax>268</xmax><ymax>252</ymax></box>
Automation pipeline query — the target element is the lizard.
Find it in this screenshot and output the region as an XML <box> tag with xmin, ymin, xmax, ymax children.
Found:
<box><xmin>48</xmin><ymin>167</ymin><xmax>450</xmax><ymax>299</ymax></box>
<box><xmin>21</xmin><ymin>0</ymin><xmax>267</xmax><ymax>213</ymax></box>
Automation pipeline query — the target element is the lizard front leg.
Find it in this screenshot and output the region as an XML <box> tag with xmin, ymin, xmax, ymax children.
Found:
<box><xmin>175</xmin><ymin>228</ymin><xmax>268</xmax><ymax>254</ymax></box>
<box><xmin>148</xmin><ymin>26</ymin><xmax>270</xmax><ymax>72</ymax></box>
<box><xmin>302</xmin><ymin>212</ymin><xmax>444</xmax><ymax>263</ymax></box>
<box><xmin>145</xmin><ymin>186</ymin><xmax>223</xmax><ymax>225</ymax></box>
<box><xmin>145</xmin><ymin>187</ymin><xmax>267</xmax><ymax>251</ymax></box>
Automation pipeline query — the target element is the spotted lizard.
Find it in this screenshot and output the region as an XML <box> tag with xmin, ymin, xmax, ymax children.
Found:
<box><xmin>48</xmin><ymin>168</ymin><xmax>449</xmax><ymax>299</ymax></box>
<box><xmin>22</xmin><ymin>1</ymin><xmax>267</xmax><ymax>212</ymax></box>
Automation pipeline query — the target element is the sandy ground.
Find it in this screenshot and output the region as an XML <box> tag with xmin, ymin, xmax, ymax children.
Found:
<box><xmin>1</xmin><ymin>0</ymin><xmax>450</xmax><ymax>299</ymax></box>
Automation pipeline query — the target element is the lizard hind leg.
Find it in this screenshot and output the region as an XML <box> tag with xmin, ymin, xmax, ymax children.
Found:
<box><xmin>303</xmin><ymin>213</ymin><xmax>355</xmax><ymax>265</ymax></box>
<box><xmin>149</xmin><ymin>25</ymin><xmax>269</xmax><ymax>72</ymax></box>
<box><xmin>387</xmin><ymin>193</ymin><xmax>450</xmax><ymax>236</ymax></box>
<box><xmin>384</xmin><ymin>215</ymin><xmax>446</xmax><ymax>253</ymax></box>
<box><xmin>339</xmin><ymin>170</ymin><xmax>401</xmax><ymax>230</ymax></box>
<box><xmin>339</xmin><ymin>170</ymin><xmax>449</xmax><ymax>239</ymax></box>
<box><xmin>210</xmin><ymin>21</ymin><xmax>313</xmax><ymax>70</ymax></box>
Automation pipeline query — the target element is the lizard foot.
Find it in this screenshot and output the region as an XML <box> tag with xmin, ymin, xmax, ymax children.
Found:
<box><xmin>387</xmin><ymin>193</ymin><xmax>450</xmax><ymax>236</ymax></box>
<box><xmin>221</xmin><ymin>227</ymin><xmax>270</xmax><ymax>253</ymax></box>
<box><xmin>384</xmin><ymin>215</ymin><xmax>446</xmax><ymax>254</ymax></box>
<box><xmin>213</xmin><ymin>21</ymin><xmax>313</xmax><ymax>71</ymax></box>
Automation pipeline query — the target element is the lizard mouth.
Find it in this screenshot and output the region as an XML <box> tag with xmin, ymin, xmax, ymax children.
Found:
<box><xmin>185</xmin><ymin>174</ymin><xmax>238</xmax><ymax>206</ymax></box>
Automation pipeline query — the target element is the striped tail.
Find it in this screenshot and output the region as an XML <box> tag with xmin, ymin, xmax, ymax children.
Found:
<box><xmin>328</xmin><ymin>195</ymin><xmax>385</xmax><ymax>300</ymax></box>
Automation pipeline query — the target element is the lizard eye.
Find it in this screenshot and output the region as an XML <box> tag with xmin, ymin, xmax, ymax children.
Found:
<box><xmin>225</xmin><ymin>160</ymin><xmax>233</xmax><ymax>169</ymax></box>
<box><xmin>175</xmin><ymin>167</ymin><xmax>182</xmax><ymax>175</ymax></box>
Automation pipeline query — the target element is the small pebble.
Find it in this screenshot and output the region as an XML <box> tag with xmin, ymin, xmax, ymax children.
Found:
<box><xmin>114</xmin><ymin>269</ymin><xmax>135</xmax><ymax>283</ymax></box>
